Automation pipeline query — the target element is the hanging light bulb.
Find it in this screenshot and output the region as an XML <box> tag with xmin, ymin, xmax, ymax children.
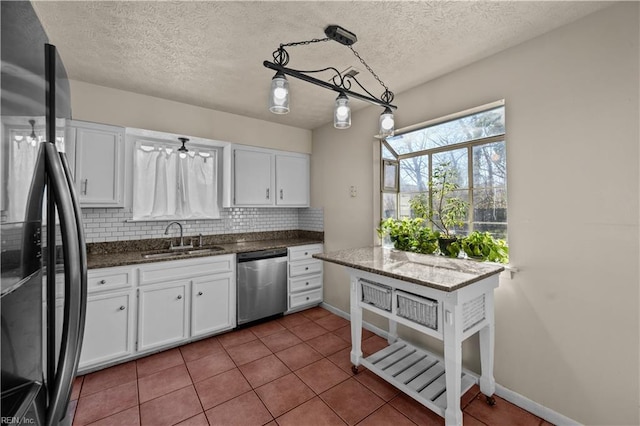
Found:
<box><xmin>269</xmin><ymin>71</ymin><xmax>289</xmax><ymax>114</ymax></box>
<box><xmin>334</xmin><ymin>93</ymin><xmax>351</xmax><ymax>129</ymax></box>
<box><xmin>379</xmin><ymin>107</ymin><xmax>394</xmax><ymax>138</ymax></box>
<box><xmin>178</xmin><ymin>137</ymin><xmax>189</xmax><ymax>159</ymax></box>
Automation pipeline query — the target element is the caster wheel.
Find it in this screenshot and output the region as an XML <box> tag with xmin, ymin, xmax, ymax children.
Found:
<box><xmin>486</xmin><ymin>395</ymin><xmax>496</xmax><ymax>406</ymax></box>
<box><xmin>351</xmin><ymin>365</ymin><xmax>360</xmax><ymax>375</ymax></box>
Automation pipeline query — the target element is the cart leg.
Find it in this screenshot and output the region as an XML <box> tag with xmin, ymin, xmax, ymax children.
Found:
<box><xmin>479</xmin><ymin>294</ymin><xmax>496</xmax><ymax>399</ymax></box>
<box><xmin>443</xmin><ymin>307</ymin><xmax>463</xmax><ymax>426</ymax></box>
<box><xmin>388</xmin><ymin>318</ymin><xmax>398</xmax><ymax>344</ymax></box>
<box><xmin>349</xmin><ymin>275</ymin><xmax>363</xmax><ymax>370</ymax></box>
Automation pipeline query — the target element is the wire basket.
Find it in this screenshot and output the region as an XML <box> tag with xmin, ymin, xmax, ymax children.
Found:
<box><xmin>360</xmin><ymin>279</ymin><xmax>392</xmax><ymax>311</ymax></box>
<box><xmin>396</xmin><ymin>291</ymin><xmax>439</xmax><ymax>330</ymax></box>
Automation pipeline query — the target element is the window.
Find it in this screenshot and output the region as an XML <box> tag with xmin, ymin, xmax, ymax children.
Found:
<box><xmin>381</xmin><ymin>102</ymin><xmax>507</xmax><ymax>239</ymax></box>
<box><xmin>132</xmin><ymin>140</ymin><xmax>220</xmax><ymax>220</ymax></box>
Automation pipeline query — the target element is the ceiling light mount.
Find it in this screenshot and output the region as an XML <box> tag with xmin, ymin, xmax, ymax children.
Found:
<box><xmin>264</xmin><ymin>24</ymin><xmax>396</xmax><ymax>136</ymax></box>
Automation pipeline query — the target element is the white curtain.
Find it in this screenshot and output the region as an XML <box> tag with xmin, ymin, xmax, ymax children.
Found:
<box><xmin>7</xmin><ymin>131</ymin><xmax>42</xmax><ymax>222</ymax></box>
<box><xmin>133</xmin><ymin>142</ymin><xmax>219</xmax><ymax>220</ymax></box>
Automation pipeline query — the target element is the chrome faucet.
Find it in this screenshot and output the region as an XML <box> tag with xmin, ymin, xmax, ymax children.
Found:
<box><xmin>164</xmin><ymin>221</ymin><xmax>191</xmax><ymax>249</ymax></box>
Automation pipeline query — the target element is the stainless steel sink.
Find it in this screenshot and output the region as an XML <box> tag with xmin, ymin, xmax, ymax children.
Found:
<box><xmin>141</xmin><ymin>246</ymin><xmax>224</xmax><ymax>260</ymax></box>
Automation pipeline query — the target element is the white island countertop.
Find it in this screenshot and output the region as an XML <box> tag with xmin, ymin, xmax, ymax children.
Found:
<box><xmin>313</xmin><ymin>246</ymin><xmax>504</xmax><ymax>292</ymax></box>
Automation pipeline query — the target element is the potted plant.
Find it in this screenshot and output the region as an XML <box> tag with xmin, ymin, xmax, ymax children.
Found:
<box><xmin>410</xmin><ymin>162</ymin><xmax>468</xmax><ymax>257</ymax></box>
<box><xmin>460</xmin><ymin>231</ymin><xmax>509</xmax><ymax>263</ymax></box>
<box><xmin>377</xmin><ymin>217</ymin><xmax>439</xmax><ymax>255</ymax></box>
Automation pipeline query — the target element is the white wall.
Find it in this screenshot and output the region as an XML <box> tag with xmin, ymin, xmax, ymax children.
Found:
<box><xmin>69</xmin><ymin>80</ymin><xmax>312</xmax><ymax>153</ymax></box>
<box><xmin>311</xmin><ymin>3</ymin><xmax>639</xmax><ymax>425</ymax></box>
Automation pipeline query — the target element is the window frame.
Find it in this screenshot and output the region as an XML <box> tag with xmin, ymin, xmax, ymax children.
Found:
<box><xmin>380</xmin><ymin>100</ymin><xmax>506</xmax><ymax>238</ymax></box>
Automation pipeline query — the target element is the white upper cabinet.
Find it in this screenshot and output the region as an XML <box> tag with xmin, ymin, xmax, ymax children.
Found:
<box><xmin>276</xmin><ymin>154</ymin><xmax>309</xmax><ymax>206</ymax></box>
<box><xmin>232</xmin><ymin>147</ymin><xmax>309</xmax><ymax>207</ymax></box>
<box><xmin>70</xmin><ymin>120</ymin><xmax>125</xmax><ymax>208</ymax></box>
<box><xmin>234</xmin><ymin>149</ymin><xmax>274</xmax><ymax>206</ymax></box>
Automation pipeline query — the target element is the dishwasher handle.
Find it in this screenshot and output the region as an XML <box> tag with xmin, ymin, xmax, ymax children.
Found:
<box><xmin>237</xmin><ymin>248</ymin><xmax>288</xmax><ymax>262</ymax></box>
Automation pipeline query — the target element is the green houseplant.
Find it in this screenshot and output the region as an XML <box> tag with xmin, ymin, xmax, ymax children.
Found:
<box><xmin>410</xmin><ymin>162</ymin><xmax>469</xmax><ymax>257</ymax></box>
<box><xmin>460</xmin><ymin>231</ymin><xmax>509</xmax><ymax>263</ymax></box>
<box><xmin>377</xmin><ymin>217</ymin><xmax>439</xmax><ymax>255</ymax></box>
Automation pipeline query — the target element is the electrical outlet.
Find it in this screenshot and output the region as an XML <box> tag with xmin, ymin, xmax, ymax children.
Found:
<box><xmin>349</xmin><ymin>185</ymin><xmax>357</xmax><ymax>197</ymax></box>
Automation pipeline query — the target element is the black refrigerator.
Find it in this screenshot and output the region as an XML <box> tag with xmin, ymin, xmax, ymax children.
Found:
<box><xmin>1</xmin><ymin>2</ymin><xmax>87</xmax><ymax>425</ymax></box>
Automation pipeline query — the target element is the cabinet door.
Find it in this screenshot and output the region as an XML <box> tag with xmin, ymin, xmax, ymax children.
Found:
<box><xmin>276</xmin><ymin>155</ymin><xmax>309</xmax><ymax>206</ymax></box>
<box><xmin>234</xmin><ymin>149</ymin><xmax>273</xmax><ymax>206</ymax></box>
<box><xmin>138</xmin><ymin>281</ymin><xmax>189</xmax><ymax>352</ymax></box>
<box><xmin>191</xmin><ymin>273</ymin><xmax>235</xmax><ymax>338</ymax></box>
<box><xmin>79</xmin><ymin>291</ymin><xmax>135</xmax><ymax>369</ymax></box>
<box><xmin>73</xmin><ymin>121</ymin><xmax>124</xmax><ymax>207</ymax></box>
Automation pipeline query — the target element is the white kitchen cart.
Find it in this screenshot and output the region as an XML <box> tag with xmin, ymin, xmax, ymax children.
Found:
<box><xmin>315</xmin><ymin>247</ymin><xmax>503</xmax><ymax>426</ymax></box>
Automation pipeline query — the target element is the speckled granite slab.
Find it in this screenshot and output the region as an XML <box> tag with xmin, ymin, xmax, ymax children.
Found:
<box><xmin>87</xmin><ymin>231</ymin><xmax>323</xmax><ymax>269</ymax></box>
<box><xmin>314</xmin><ymin>246</ymin><xmax>503</xmax><ymax>292</ymax></box>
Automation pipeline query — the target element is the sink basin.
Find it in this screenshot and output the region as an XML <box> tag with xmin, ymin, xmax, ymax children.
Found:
<box><xmin>141</xmin><ymin>246</ymin><xmax>224</xmax><ymax>260</ymax></box>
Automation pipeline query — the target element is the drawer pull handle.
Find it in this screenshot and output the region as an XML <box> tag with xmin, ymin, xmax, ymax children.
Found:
<box><xmin>99</xmin><ymin>279</ymin><xmax>106</xmax><ymax>285</ymax></box>
<box><xmin>177</xmin><ymin>295</ymin><xmax>183</xmax><ymax>300</ymax></box>
<box><xmin>305</xmin><ymin>267</ymin><xmax>309</xmax><ymax>271</ymax></box>
<box><xmin>119</xmin><ymin>306</ymin><xmax>125</xmax><ymax>311</ymax></box>
<box><xmin>198</xmin><ymin>291</ymin><xmax>203</xmax><ymax>296</ymax></box>
<box><xmin>306</xmin><ymin>297</ymin><xmax>310</xmax><ymax>301</ymax></box>
<box><xmin>304</xmin><ymin>252</ymin><xmax>308</xmax><ymax>255</ymax></box>
<box><xmin>305</xmin><ymin>282</ymin><xmax>309</xmax><ymax>286</ymax></box>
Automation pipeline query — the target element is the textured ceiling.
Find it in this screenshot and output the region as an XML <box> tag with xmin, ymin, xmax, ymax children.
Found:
<box><xmin>32</xmin><ymin>1</ymin><xmax>612</xmax><ymax>130</ymax></box>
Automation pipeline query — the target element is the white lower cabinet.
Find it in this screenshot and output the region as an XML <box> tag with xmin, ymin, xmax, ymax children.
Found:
<box><xmin>79</xmin><ymin>291</ymin><xmax>135</xmax><ymax>368</ymax></box>
<box><xmin>287</xmin><ymin>244</ymin><xmax>323</xmax><ymax>312</ymax></box>
<box><xmin>191</xmin><ymin>274</ymin><xmax>234</xmax><ymax>338</ymax></box>
<box><xmin>79</xmin><ymin>255</ymin><xmax>235</xmax><ymax>372</ymax></box>
<box><xmin>79</xmin><ymin>266</ymin><xmax>136</xmax><ymax>371</ymax></box>
<box><xmin>137</xmin><ymin>281</ymin><xmax>189</xmax><ymax>352</ymax></box>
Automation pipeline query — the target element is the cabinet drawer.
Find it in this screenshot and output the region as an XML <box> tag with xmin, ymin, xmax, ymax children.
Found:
<box><xmin>289</xmin><ymin>288</ymin><xmax>322</xmax><ymax>309</ymax></box>
<box><xmin>139</xmin><ymin>255</ymin><xmax>234</xmax><ymax>285</ymax></box>
<box><xmin>288</xmin><ymin>244</ymin><xmax>323</xmax><ymax>262</ymax></box>
<box><xmin>88</xmin><ymin>267</ymin><xmax>134</xmax><ymax>293</ymax></box>
<box><xmin>289</xmin><ymin>275</ymin><xmax>322</xmax><ymax>293</ymax></box>
<box><xmin>289</xmin><ymin>259</ymin><xmax>322</xmax><ymax>277</ymax></box>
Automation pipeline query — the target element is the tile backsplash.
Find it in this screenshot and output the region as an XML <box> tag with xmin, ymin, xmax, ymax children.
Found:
<box><xmin>81</xmin><ymin>207</ymin><xmax>323</xmax><ymax>243</ymax></box>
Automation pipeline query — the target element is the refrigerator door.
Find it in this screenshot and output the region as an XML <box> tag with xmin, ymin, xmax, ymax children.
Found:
<box><xmin>42</xmin><ymin>143</ymin><xmax>86</xmax><ymax>426</ymax></box>
<box><xmin>1</xmin><ymin>2</ymin><xmax>49</xmax><ymax>424</ymax></box>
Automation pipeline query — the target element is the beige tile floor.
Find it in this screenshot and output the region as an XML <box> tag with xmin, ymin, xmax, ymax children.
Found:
<box><xmin>69</xmin><ymin>307</ymin><xmax>552</xmax><ymax>426</ymax></box>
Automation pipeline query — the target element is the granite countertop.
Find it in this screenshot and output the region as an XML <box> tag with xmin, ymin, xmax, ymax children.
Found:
<box><xmin>313</xmin><ymin>246</ymin><xmax>504</xmax><ymax>292</ymax></box>
<box><xmin>87</xmin><ymin>231</ymin><xmax>323</xmax><ymax>269</ymax></box>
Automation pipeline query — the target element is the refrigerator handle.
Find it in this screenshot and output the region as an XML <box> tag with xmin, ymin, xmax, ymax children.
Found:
<box><xmin>43</xmin><ymin>143</ymin><xmax>87</xmax><ymax>426</ymax></box>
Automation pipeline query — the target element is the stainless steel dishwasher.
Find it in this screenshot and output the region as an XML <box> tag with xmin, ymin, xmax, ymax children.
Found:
<box><xmin>237</xmin><ymin>248</ymin><xmax>288</xmax><ymax>325</ymax></box>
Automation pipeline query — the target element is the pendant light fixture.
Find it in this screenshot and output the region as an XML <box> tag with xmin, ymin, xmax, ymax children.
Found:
<box><xmin>178</xmin><ymin>137</ymin><xmax>189</xmax><ymax>159</ymax></box>
<box><xmin>269</xmin><ymin>71</ymin><xmax>289</xmax><ymax>114</ymax></box>
<box><xmin>28</xmin><ymin>119</ymin><xmax>37</xmax><ymax>146</ymax></box>
<box><xmin>264</xmin><ymin>24</ymin><xmax>396</xmax><ymax>137</ymax></box>
<box><xmin>334</xmin><ymin>93</ymin><xmax>351</xmax><ymax>129</ymax></box>
<box><xmin>379</xmin><ymin>107</ymin><xmax>395</xmax><ymax>138</ymax></box>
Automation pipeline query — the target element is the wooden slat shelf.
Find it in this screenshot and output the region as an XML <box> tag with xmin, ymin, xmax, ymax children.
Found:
<box><xmin>361</xmin><ymin>340</ymin><xmax>476</xmax><ymax>416</ymax></box>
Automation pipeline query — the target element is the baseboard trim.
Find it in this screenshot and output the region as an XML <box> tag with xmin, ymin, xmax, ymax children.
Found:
<box><xmin>319</xmin><ymin>302</ymin><xmax>581</xmax><ymax>426</ymax></box>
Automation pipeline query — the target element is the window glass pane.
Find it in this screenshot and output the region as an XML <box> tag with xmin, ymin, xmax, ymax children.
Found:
<box><xmin>473</xmin><ymin>188</ymin><xmax>507</xmax><ymax>223</ymax></box>
<box><xmin>382</xmin><ymin>161</ymin><xmax>398</xmax><ymax>191</ymax></box>
<box><xmin>382</xmin><ymin>144</ymin><xmax>396</xmax><ymax>160</ymax></box>
<box><xmin>386</xmin><ymin>106</ymin><xmax>505</xmax><ymax>154</ymax></box>
<box><xmin>473</xmin><ymin>141</ymin><xmax>506</xmax><ymax>188</ymax></box>
<box><xmin>398</xmin><ymin>192</ymin><xmax>414</xmax><ymax>218</ymax></box>
<box><xmin>381</xmin><ymin>193</ymin><xmax>397</xmax><ymax>219</ymax></box>
<box><xmin>433</xmin><ymin>149</ymin><xmax>468</xmax><ymax>188</ymax></box>
<box><xmin>473</xmin><ymin>223</ymin><xmax>508</xmax><ymax>240</ymax></box>
<box><xmin>399</xmin><ymin>154</ymin><xmax>429</xmax><ymax>192</ymax></box>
